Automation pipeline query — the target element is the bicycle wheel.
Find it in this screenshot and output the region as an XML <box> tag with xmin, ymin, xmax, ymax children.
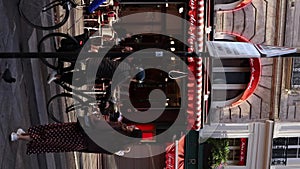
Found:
<box><xmin>47</xmin><ymin>93</ymin><xmax>85</xmax><ymax>123</ymax></box>
<box><xmin>38</xmin><ymin>32</ymin><xmax>79</xmax><ymax>70</ymax></box>
<box><xmin>18</xmin><ymin>0</ymin><xmax>70</xmax><ymax>30</ymax></box>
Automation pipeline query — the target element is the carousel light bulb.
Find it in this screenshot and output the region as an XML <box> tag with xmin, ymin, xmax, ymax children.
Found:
<box><xmin>179</xmin><ymin>7</ymin><xmax>184</xmax><ymax>14</ymax></box>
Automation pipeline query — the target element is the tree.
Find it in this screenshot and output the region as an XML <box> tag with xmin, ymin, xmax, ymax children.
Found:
<box><xmin>207</xmin><ymin>138</ymin><xmax>230</xmax><ymax>169</ymax></box>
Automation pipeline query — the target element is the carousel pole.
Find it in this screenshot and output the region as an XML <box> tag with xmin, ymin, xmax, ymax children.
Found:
<box><xmin>195</xmin><ymin>0</ymin><xmax>205</xmax><ymax>131</ymax></box>
<box><xmin>187</xmin><ymin>0</ymin><xmax>204</xmax><ymax>132</ymax></box>
<box><xmin>187</xmin><ymin>0</ymin><xmax>197</xmax><ymax>131</ymax></box>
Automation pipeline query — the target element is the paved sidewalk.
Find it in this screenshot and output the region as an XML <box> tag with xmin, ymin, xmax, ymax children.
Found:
<box><xmin>0</xmin><ymin>0</ymin><xmax>77</xmax><ymax>168</ymax></box>
<box><xmin>0</xmin><ymin>57</ymin><xmax>81</xmax><ymax>169</ymax></box>
<box><xmin>0</xmin><ymin>59</ymin><xmax>45</xmax><ymax>169</ymax></box>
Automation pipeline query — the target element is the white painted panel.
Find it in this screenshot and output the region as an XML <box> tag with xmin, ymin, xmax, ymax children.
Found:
<box><xmin>287</xmin><ymin>158</ymin><xmax>300</xmax><ymax>166</ymax></box>
<box><xmin>274</xmin><ymin>122</ymin><xmax>300</xmax><ymax>138</ymax></box>
<box><xmin>200</xmin><ymin>123</ymin><xmax>253</xmax><ymax>139</ymax></box>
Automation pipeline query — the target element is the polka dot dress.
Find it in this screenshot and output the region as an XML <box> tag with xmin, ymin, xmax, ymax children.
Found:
<box><xmin>26</xmin><ymin>122</ymin><xmax>87</xmax><ymax>154</ymax></box>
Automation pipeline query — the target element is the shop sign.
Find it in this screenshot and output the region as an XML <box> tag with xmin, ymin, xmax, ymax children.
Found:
<box><xmin>239</xmin><ymin>138</ymin><xmax>247</xmax><ymax>165</ymax></box>
<box><xmin>254</xmin><ymin>44</ymin><xmax>297</xmax><ymax>57</ymax></box>
<box><xmin>206</xmin><ymin>41</ymin><xmax>261</xmax><ymax>58</ymax></box>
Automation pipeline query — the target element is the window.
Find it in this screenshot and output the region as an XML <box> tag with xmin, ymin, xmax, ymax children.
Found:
<box><xmin>291</xmin><ymin>58</ymin><xmax>300</xmax><ymax>88</ymax></box>
<box><xmin>288</xmin><ymin>137</ymin><xmax>299</xmax><ymax>145</ymax></box>
<box><xmin>214</xmin><ymin>72</ymin><xmax>251</xmax><ymax>84</ymax></box>
<box><xmin>227</xmin><ymin>138</ymin><xmax>247</xmax><ymax>166</ymax></box>
<box><xmin>271</xmin><ymin>137</ymin><xmax>300</xmax><ymax>166</ymax></box>
<box><xmin>213</xmin><ymin>89</ymin><xmax>245</xmax><ymax>101</ymax></box>
<box><xmin>287</xmin><ymin>148</ymin><xmax>297</xmax><ymax>158</ymax></box>
<box><xmin>205</xmin><ymin>138</ymin><xmax>248</xmax><ymax>168</ymax></box>
<box><xmin>211</xmin><ymin>58</ymin><xmax>251</xmax><ymax>106</ymax></box>
<box><xmin>271</xmin><ymin>138</ymin><xmax>288</xmax><ymax>165</ymax></box>
<box><xmin>227</xmin><ymin>138</ymin><xmax>242</xmax><ymax>165</ymax></box>
<box><xmin>287</xmin><ymin>137</ymin><xmax>300</xmax><ymax>158</ymax></box>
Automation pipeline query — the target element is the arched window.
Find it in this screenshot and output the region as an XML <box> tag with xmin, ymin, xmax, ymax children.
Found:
<box><xmin>210</xmin><ymin>32</ymin><xmax>261</xmax><ymax>108</ymax></box>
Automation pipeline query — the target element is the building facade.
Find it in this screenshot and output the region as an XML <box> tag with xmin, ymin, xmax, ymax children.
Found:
<box><xmin>200</xmin><ymin>0</ymin><xmax>300</xmax><ymax>168</ymax></box>
<box><xmin>77</xmin><ymin>0</ymin><xmax>300</xmax><ymax>168</ymax></box>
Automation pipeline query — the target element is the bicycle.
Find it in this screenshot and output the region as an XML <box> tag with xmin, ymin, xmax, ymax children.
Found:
<box><xmin>42</xmin><ymin>49</ymin><xmax>120</xmax><ymax>123</ymax></box>
<box><xmin>47</xmin><ymin>83</ymin><xmax>111</xmax><ymax>123</ymax></box>
<box><xmin>47</xmin><ymin>71</ymin><xmax>123</xmax><ymax>122</ymax></box>
<box><xmin>18</xmin><ymin>0</ymin><xmax>77</xmax><ymax>30</ymax></box>
<box><xmin>44</xmin><ymin>54</ymin><xmax>139</xmax><ymax>123</ymax></box>
<box><xmin>18</xmin><ymin>0</ymin><xmax>116</xmax><ymax>30</ymax></box>
<box><xmin>37</xmin><ymin>31</ymin><xmax>138</xmax><ymax>123</ymax></box>
<box><xmin>38</xmin><ymin>32</ymin><xmax>80</xmax><ymax>70</ymax></box>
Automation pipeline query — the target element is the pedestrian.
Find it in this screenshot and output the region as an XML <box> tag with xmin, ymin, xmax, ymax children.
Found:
<box><xmin>99</xmin><ymin>99</ymin><xmax>123</xmax><ymax>122</ymax></box>
<box><xmin>10</xmin><ymin>115</ymin><xmax>142</xmax><ymax>155</ymax></box>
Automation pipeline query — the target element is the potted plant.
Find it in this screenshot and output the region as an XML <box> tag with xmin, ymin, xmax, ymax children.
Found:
<box><xmin>206</xmin><ymin>138</ymin><xmax>230</xmax><ymax>169</ymax></box>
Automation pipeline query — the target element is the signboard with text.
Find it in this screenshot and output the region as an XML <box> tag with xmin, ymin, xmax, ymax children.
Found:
<box><xmin>206</xmin><ymin>41</ymin><xmax>298</xmax><ymax>58</ymax></box>
<box><xmin>206</xmin><ymin>41</ymin><xmax>260</xmax><ymax>58</ymax></box>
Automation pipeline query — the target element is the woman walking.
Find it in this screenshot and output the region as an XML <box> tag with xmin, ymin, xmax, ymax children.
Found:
<box><xmin>10</xmin><ymin>115</ymin><xmax>142</xmax><ymax>155</ymax></box>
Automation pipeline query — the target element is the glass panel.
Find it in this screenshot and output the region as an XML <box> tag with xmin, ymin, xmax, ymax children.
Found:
<box><xmin>293</xmin><ymin>58</ymin><xmax>300</xmax><ymax>68</ymax></box>
<box><xmin>228</xmin><ymin>151</ymin><xmax>239</xmax><ymax>165</ymax></box>
<box><xmin>273</xmin><ymin>138</ymin><xmax>287</xmax><ymax>146</ymax></box>
<box><xmin>287</xmin><ymin>149</ymin><xmax>297</xmax><ymax>158</ymax></box>
<box><xmin>272</xmin><ymin>149</ymin><xmax>286</xmax><ymax>158</ymax></box>
<box><xmin>233</xmin><ymin>150</ymin><xmax>240</xmax><ymax>160</ymax></box>
<box><xmin>288</xmin><ymin>138</ymin><xmax>299</xmax><ymax>145</ymax></box>
<box><xmin>228</xmin><ymin>138</ymin><xmax>240</xmax><ymax>146</ymax></box>
<box><xmin>229</xmin><ymin>150</ymin><xmax>234</xmax><ymax>159</ymax></box>
<box><xmin>232</xmin><ymin>138</ymin><xmax>240</xmax><ymax>146</ymax></box>
<box><xmin>271</xmin><ymin>159</ymin><xmax>286</xmax><ymax>166</ymax></box>
<box><xmin>213</xmin><ymin>59</ymin><xmax>250</xmax><ymax>67</ymax></box>
<box><xmin>213</xmin><ymin>89</ymin><xmax>245</xmax><ymax>101</ymax></box>
<box><xmin>227</xmin><ymin>138</ymin><xmax>247</xmax><ymax>166</ymax></box>
<box><xmin>228</xmin><ymin>139</ymin><xmax>234</xmax><ymax>145</ymax></box>
<box><xmin>292</xmin><ymin>58</ymin><xmax>300</xmax><ymax>86</ymax></box>
<box><xmin>213</xmin><ymin>72</ymin><xmax>250</xmax><ymax>84</ymax></box>
<box><xmin>292</xmin><ymin>73</ymin><xmax>300</xmax><ymax>86</ymax></box>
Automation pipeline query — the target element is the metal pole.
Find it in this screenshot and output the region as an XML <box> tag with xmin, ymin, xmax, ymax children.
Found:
<box><xmin>0</xmin><ymin>51</ymin><xmax>195</xmax><ymax>59</ymax></box>
<box><xmin>175</xmin><ymin>140</ymin><xmax>179</xmax><ymax>169</ymax></box>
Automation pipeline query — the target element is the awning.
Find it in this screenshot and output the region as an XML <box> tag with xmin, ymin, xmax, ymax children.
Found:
<box><xmin>232</xmin><ymin>58</ymin><xmax>261</xmax><ymax>106</ymax></box>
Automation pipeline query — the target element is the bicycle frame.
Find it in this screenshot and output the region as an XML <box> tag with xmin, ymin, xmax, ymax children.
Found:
<box><xmin>47</xmin><ymin>75</ymin><xmax>115</xmax><ymax>123</ymax></box>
